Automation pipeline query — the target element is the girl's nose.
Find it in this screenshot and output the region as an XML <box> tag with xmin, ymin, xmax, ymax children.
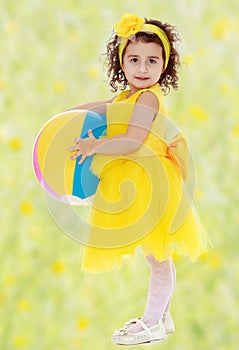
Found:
<box><xmin>139</xmin><ymin>62</ymin><xmax>147</xmax><ymax>73</ymax></box>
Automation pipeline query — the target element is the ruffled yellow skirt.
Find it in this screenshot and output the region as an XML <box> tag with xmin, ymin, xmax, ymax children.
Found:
<box><xmin>80</xmin><ymin>138</ymin><xmax>209</xmax><ymax>272</ymax></box>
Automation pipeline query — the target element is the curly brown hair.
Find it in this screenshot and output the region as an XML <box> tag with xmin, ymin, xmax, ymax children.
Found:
<box><xmin>104</xmin><ymin>18</ymin><xmax>181</xmax><ymax>95</ymax></box>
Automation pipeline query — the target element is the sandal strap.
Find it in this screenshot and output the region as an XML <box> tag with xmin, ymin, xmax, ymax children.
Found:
<box><xmin>114</xmin><ymin>316</ymin><xmax>154</xmax><ymax>337</ymax></box>
<box><xmin>125</xmin><ymin>317</ymin><xmax>140</xmax><ymax>327</ymax></box>
<box><xmin>136</xmin><ymin>319</ymin><xmax>152</xmax><ymax>336</ymax></box>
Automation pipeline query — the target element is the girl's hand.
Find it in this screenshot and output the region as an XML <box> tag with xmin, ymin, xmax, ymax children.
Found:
<box><xmin>69</xmin><ymin>130</ymin><xmax>96</xmax><ymax>164</ymax></box>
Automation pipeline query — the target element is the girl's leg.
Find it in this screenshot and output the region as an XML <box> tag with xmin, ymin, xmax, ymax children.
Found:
<box><xmin>164</xmin><ymin>259</ymin><xmax>176</xmax><ymax>312</ymax></box>
<box><xmin>129</xmin><ymin>255</ymin><xmax>174</xmax><ymax>333</ymax></box>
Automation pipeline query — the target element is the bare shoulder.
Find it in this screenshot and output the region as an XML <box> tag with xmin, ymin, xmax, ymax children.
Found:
<box><xmin>136</xmin><ymin>91</ymin><xmax>159</xmax><ymax>111</ymax></box>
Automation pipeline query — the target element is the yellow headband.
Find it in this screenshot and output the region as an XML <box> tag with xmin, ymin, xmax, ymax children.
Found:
<box><xmin>115</xmin><ymin>14</ymin><xmax>171</xmax><ymax>69</ymax></box>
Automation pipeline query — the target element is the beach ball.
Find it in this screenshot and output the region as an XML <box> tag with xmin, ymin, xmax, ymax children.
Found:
<box><xmin>32</xmin><ymin>110</ymin><xmax>106</xmax><ymax>204</ymax></box>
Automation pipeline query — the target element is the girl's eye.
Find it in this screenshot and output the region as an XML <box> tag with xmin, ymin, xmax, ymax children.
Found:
<box><xmin>148</xmin><ymin>59</ymin><xmax>156</xmax><ymax>64</ymax></box>
<box><xmin>130</xmin><ymin>58</ymin><xmax>138</xmax><ymax>63</ymax></box>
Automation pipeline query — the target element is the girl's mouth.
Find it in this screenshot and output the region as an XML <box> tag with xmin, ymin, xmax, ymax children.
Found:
<box><xmin>135</xmin><ymin>77</ymin><xmax>149</xmax><ymax>80</ymax></box>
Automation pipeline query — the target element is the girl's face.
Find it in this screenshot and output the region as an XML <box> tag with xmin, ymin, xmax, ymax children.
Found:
<box><xmin>122</xmin><ymin>40</ymin><xmax>164</xmax><ymax>94</ymax></box>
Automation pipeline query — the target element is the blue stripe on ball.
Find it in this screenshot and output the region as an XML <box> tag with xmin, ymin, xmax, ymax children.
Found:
<box><xmin>72</xmin><ymin>111</ymin><xmax>106</xmax><ymax>199</ymax></box>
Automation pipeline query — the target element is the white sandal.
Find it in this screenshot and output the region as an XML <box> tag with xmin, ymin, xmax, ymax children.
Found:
<box><xmin>114</xmin><ymin>312</ymin><xmax>174</xmax><ymax>335</ymax></box>
<box><xmin>162</xmin><ymin>311</ymin><xmax>175</xmax><ymax>334</ymax></box>
<box><xmin>112</xmin><ymin>318</ymin><xmax>166</xmax><ymax>345</ymax></box>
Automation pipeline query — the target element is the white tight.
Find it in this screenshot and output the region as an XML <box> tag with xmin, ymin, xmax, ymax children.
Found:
<box><xmin>130</xmin><ymin>255</ymin><xmax>176</xmax><ymax>333</ymax></box>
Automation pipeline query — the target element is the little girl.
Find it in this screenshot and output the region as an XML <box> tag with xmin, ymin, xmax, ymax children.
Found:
<box><xmin>69</xmin><ymin>13</ymin><xmax>209</xmax><ymax>345</ymax></box>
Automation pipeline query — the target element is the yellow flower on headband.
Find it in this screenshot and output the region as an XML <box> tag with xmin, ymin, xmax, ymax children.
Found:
<box><xmin>114</xmin><ymin>13</ymin><xmax>144</xmax><ymax>38</ymax></box>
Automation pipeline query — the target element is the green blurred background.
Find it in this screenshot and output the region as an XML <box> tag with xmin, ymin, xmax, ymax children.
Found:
<box><xmin>0</xmin><ymin>0</ymin><xmax>238</xmax><ymax>349</ymax></box>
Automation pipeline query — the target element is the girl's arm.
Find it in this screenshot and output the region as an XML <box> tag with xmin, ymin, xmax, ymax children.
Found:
<box><xmin>66</xmin><ymin>99</ymin><xmax>114</xmax><ymax>115</ymax></box>
<box><xmin>70</xmin><ymin>91</ymin><xmax>159</xmax><ymax>164</ymax></box>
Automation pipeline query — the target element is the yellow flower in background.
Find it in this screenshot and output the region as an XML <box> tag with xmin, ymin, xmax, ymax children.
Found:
<box><xmin>52</xmin><ymin>260</ymin><xmax>65</xmax><ymax>274</ymax></box>
<box><xmin>54</xmin><ymin>81</ymin><xmax>66</xmax><ymax>93</ymax></box>
<box><xmin>196</xmin><ymin>47</ymin><xmax>208</xmax><ymax>56</ymax></box>
<box><xmin>8</xmin><ymin>137</ymin><xmax>23</xmax><ymax>151</ymax></box>
<box><xmin>230</xmin><ymin>19</ymin><xmax>239</xmax><ymax>32</ymax></box>
<box><xmin>220</xmin><ymin>84</ymin><xmax>231</xmax><ymax>96</ymax></box>
<box><xmin>5</xmin><ymin>275</ymin><xmax>16</xmax><ymax>287</ymax></box>
<box><xmin>114</xmin><ymin>13</ymin><xmax>144</xmax><ymax>38</ymax></box>
<box><xmin>28</xmin><ymin>226</ymin><xmax>42</xmax><ymax>240</ymax></box>
<box><xmin>35</xmin><ymin>81</ymin><xmax>46</xmax><ymax>92</ymax></box>
<box><xmin>14</xmin><ymin>336</ymin><xmax>27</xmax><ymax>347</ymax></box>
<box><xmin>17</xmin><ymin>299</ymin><xmax>31</xmax><ymax>312</ymax></box>
<box><xmin>72</xmin><ymin>338</ymin><xmax>83</xmax><ymax>346</ymax></box>
<box><xmin>200</xmin><ymin>251</ymin><xmax>222</xmax><ymax>269</ymax></box>
<box><xmin>20</xmin><ymin>200</ymin><xmax>33</xmax><ymax>215</ymax></box>
<box><xmin>212</xmin><ymin>18</ymin><xmax>230</xmax><ymax>39</ymax></box>
<box><xmin>199</xmin><ymin>252</ymin><xmax>209</xmax><ymax>262</ymax></box>
<box><xmin>0</xmin><ymin>80</ymin><xmax>6</xmax><ymax>89</ymax></box>
<box><xmin>87</xmin><ymin>67</ymin><xmax>99</xmax><ymax>79</ymax></box>
<box><xmin>188</xmin><ymin>104</ymin><xmax>208</xmax><ymax>121</ymax></box>
<box><xmin>182</xmin><ymin>55</ymin><xmax>194</xmax><ymax>66</ymax></box>
<box><xmin>232</xmin><ymin>125</ymin><xmax>239</xmax><ymax>136</ymax></box>
<box><xmin>208</xmin><ymin>254</ymin><xmax>221</xmax><ymax>269</ymax></box>
<box><xmin>69</xmin><ymin>32</ymin><xmax>80</xmax><ymax>43</ymax></box>
<box><xmin>5</xmin><ymin>22</ymin><xmax>17</xmax><ymax>34</ymax></box>
<box><xmin>0</xmin><ymin>293</ymin><xmax>7</xmax><ymax>304</ymax></box>
<box><xmin>76</xmin><ymin>317</ymin><xmax>90</xmax><ymax>331</ymax></box>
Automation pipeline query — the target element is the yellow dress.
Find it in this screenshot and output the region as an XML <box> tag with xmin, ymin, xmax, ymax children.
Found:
<box><xmin>80</xmin><ymin>84</ymin><xmax>209</xmax><ymax>272</ymax></box>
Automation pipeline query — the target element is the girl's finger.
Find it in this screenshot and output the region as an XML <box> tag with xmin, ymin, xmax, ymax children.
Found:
<box><xmin>78</xmin><ymin>155</ymin><xmax>86</xmax><ymax>165</ymax></box>
<box><xmin>69</xmin><ymin>145</ymin><xmax>79</xmax><ymax>152</ymax></box>
<box><xmin>88</xmin><ymin>129</ymin><xmax>95</xmax><ymax>139</ymax></box>
<box><xmin>70</xmin><ymin>149</ymin><xmax>81</xmax><ymax>160</ymax></box>
<box><xmin>70</xmin><ymin>153</ymin><xmax>77</xmax><ymax>160</ymax></box>
<box><xmin>69</xmin><ymin>146</ymin><xmax>76</xmax><ymax>152</ymax></box>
